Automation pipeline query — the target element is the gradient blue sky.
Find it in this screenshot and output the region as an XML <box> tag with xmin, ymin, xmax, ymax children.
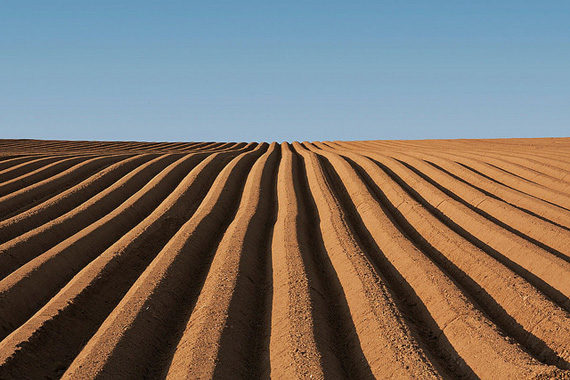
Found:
<box><xmin>2</xmin><ymin>1</ymin><xmax>569</xmax><ymax>142</ymax></box>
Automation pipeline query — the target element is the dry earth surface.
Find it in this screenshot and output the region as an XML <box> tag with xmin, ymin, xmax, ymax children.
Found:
<box><xmin>0</xmin><ymin>138</ymin><xmax>568</xmax><ymax>379</ymax></box>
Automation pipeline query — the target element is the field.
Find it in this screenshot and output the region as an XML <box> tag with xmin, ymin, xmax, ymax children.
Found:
<box><xmin>0</xmin><ymin>138</ymin><xmax>568</xmax><ymax>379</ymax></box>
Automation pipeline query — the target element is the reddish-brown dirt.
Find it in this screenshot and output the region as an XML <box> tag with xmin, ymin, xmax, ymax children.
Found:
<box><xmin>0</xmin><ymin>138</ymin><xmax>568</xmax><ymax>379</ymax></box>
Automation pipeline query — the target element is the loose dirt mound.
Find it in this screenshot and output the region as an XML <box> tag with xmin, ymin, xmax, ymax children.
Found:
<box><xmin>0</xmin><ymin>138</ymin><xmax>568</xmax><ymax>379</ymax></box>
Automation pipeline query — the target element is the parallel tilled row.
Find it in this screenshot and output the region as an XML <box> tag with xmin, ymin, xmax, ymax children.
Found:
<box><xmin>0</xmin><ymin>138</ymin><xmax>568</xmax><ymax>379</ymax></box>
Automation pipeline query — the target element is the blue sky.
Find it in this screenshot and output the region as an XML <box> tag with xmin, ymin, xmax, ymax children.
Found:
<box><xmin>1</xmin><ymin>1</ymin><xmax>569</xmax><ymax>142</ymax></box>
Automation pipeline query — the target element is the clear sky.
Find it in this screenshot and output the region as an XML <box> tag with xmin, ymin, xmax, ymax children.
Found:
<box><xmin>2</xmin><ymin>1</ymin><xmax>569</xmax><ymax>142</ymax></box>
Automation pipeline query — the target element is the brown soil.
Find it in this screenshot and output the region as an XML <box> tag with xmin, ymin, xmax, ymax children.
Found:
<box><xmin>0</xmin><ymin>138</ymin><xmax>568</xmax><ymax>379</ymax></box>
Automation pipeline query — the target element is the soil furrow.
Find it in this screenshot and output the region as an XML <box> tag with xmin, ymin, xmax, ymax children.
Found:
<box><xmin>0</xmin><ymin>156</ymin><xmax>72</xmax><ymax>182</ymax></box>
<box><xmin>335</xmin><ymin>142</ymin><xmax>570</xmax><ymax>251</ymax></box>
<box><xmin>0</xmin><ymin>154</ymin><xmax>154</xmax><ymax>242</ymax></box>
<box><xmin>455</xmin><ymin>161</ymin><xmax>570</xmax><ymax>211</ymax></box>
<box><xmin>338</xmin><ymin>151</ymin><xmax>570</xmax><ymax>309</ymax></box>
<box><xmin>287</xmin><ymin>144</ymin><xmax>375</xmax><ymax>379</ymax></box>
<box><xmin>423</xmin><ymin>160</ymin><xmax>570</xmax><ymax>232</ymax></box>
<box><xmin>0</xmin><ymin>156</ymin><xmax>89</xmax><ymax>196</ymax></box>
<box><xmin>61</xmin><ymin>144</ymin><xmax>266</xmax><ymax>379</ymax></box>
<box><xmin>451</xmin><ymin>148</ymin><xmax>570</xmax><ymax>181</ymax></box>
<box><xmin>0</xmin><ymin>142</ymin><xmax>253</xmax><ymax>243</ymax></box>
<box><xmin>0</xmin><ymin>150</ymin><xmax>242</xmax><ymax>379</ymax></box>
<box><xmin>0</xmin><ymin>153</ymin><xmax>206</xmax><ymax>339</ymax></box>
<box><xmin>443</xmin><ymin>148</ymin><xmax>570</xmax><ymax>197</ymax></box>
<box><xmin>0</xmin><ymin>156</ymin><xmax>48</xmax><ymax>171</ymax></box>
<box><xmin>404</xmin><ymin>151</ymin><xmax>570</xmax><ymax>226</ymax></box>
<box><xmin>305</xmin><ymin>144</ymin><xmax>565</xmax><ymax>378</ymax></box>
<box><xmin>0</xmin><ymin>154</ymin><xmax>180</xmax><ymax>278</ymax></box>
<box><xmin>313</xmin><ymin>144</ymin><xmax>570</xmax><ymax>369</ymax></box>
<box><xmin>0</xmin><ymin>138</ymin><xmax>567</xmax><ymax>379</ymax></box>
<box><xmin>0</xmin><ymin>155</ymin><xmax>127</xmax><ymax>221</ymax></box>
<box><xmin>294</xmin><ymin>143</ymin><xmax>444</xmax><ymax>379</ymax></box>
<box><xmin>166</xmin><ymin>143</ymin><xmax>280</xmax><ymax>379</ymax></box>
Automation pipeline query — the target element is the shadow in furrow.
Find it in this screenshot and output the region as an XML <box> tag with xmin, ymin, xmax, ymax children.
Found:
<box><xmin>118</xmin><ymin>147</ymin><xmax>268</xmax><ymax>378</ymax></box>
<box><xmin>293</xmin><ymin>147</ymin><xmax>375</xmax><ymax>379</ymax></box>
<box><xmin>0</xmin><ymin>156</ymin><xmax>124</xmax><ymax>221</ymax></box>
<box><xmin>416</xmin><ymin>161</ymin><xmax>570</xmax><ymax>263</ymax></box>
<box><xmin>344</xmin><ymin>157</ymin><xmax>570</xmax><ymax>370</ymax></box>
<box><xmin>424</xmin><ymin>161</ymin><xmax>570</xmax><ymax>233</ymax></box>
<box><xmin>0</xmin><ymin>156</ymin><xmax>90</xmax><ymax>197</ymax></box>
<box><xmin>0</xmin><ymin>156</ymin><xmax>44</xmax><ymax>172</ymax></box>
<box><xmin>315</xmin><ymin>155</ymin><xmax>476</xmax><ymax>379</ymax></box>
<box><xmin>456</xmin><ymin>162</ymin><xmax>570</xmax><ymax>213</ymax></box>
<box><xmin>386</xmin><ymin>160</ymin><xmax>570</xmax><ymax>311</ymax></box>
<box><xmin>0</xmin><ymin>218</ymin><xmax>183</xmax><ymax>380</ymax></box>
<box><xmin>0</xmin><ymin>155</ymin><xmax>157</xmax><ymax>243</ymax></box>
<box><xmin>0</xmin><ymin>154</ymin><xmax>201</xmax><ymax>340</ymax></box>
<box><xmin>486</xmin><ymin>163</ymin><xmax>542</xmax><ymax>186</ymax></box>
<box><xmin>0</xmin><ymin>157</ymin><xmax>68</xmax><ymax>183</ymax></box>
<box><xmin>0</xmin><ymin>153</ymin><xmax>242</xmax><ymax>379</ymax></box>
<box><xmin>212</xmin><ymin>145</ymin><xmax>281</xmax><ymax>378</ymax></box>
<box><xmin>0</xmin><ymin>155</ymin><xmax>27</xmax><ymax>163</ymax></box>
<box><xmin>0</xmin><ymin>154</ymin><xmax>181</xmax><ymax>280</ymax></box>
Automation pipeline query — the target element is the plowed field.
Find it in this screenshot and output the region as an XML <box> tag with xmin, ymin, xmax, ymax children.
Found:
<box><xmin>0</xmin><ymin>138</ymin><xmax>569</xmax><ymax>379</ymax></box>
